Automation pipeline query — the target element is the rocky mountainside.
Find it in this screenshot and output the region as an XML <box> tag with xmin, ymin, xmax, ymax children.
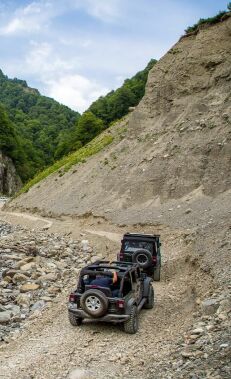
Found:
<box><xmin>0</xmin><ymin>152</ymin><xmax>21</xmax><ymax>195</ymax></box>
<box><xmin>11</xmin><ymin>16</ymin><xmax>231</xmax><ymax>217</ymax></box>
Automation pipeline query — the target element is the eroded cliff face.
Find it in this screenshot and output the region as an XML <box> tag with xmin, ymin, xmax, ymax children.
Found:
<box><xmin>0</xmin><ymin>152</ymin><xmax>22</xmax><ymax>195</ymax></box>
<box><xmin>10</xmin><ymin>16</ymin><xmax>231</xmax><ymax>216</ymax></box>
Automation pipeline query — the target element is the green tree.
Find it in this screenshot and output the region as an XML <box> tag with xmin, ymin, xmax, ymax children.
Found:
<box><xmin>74</xmin><ymin>112</ymin><xmax>104</xmax><ymax>145</ymax></box>
<box><xmin>88</xmin><ymin>59</ymin><xmax>157</xmax><ymax>125</ymax></box>
<box><xmin>0</xmin><ymin>69</ymin><xmax>80</xmax><ymax>179</ymax></box>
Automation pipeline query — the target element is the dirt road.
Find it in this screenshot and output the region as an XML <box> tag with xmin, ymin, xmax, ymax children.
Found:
<box><xmin>0</xmin><ymin>210</ymin><xmax>214</xmax><ymax>379</ymax></box>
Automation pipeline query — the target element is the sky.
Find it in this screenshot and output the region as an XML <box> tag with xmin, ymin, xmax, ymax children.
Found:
<box><xmin>0</xmin><ymin>0</ymin><xmax>229</xmax><ymax>113</ymax></box>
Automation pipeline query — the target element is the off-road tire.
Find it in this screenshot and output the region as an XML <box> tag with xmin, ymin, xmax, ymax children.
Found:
<box><xmin>132</xmin><ymin>249</ymin><xmax>152</xmax><ymax>269</ymax></box>
<box><xmin>153</xmin><ymin>266</ymin><xmax>161</xmax><ymax>281</ymax></box>
<box><xmin>124</xmin><ymin>305</ymin><xmax>138</xmax><ymax>334</ymax></box>
<box><xmin>144</xmin><ymin>285</ymin><xmax>154</xmax><ymax>309</ymax></box>
<box><xmin>80</xmin><ymin>289</ymin><xmax>108</xmax><ymax>318</ymax></box>
<box><xmin>68</xmin><ymin>311</ymin><xmax>83</xmax><ymax>326</ymax></box>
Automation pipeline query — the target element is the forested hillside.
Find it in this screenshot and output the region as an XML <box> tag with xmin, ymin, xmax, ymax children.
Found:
<box><xmin>0</xmin><ymin>70</ymin><xmax>80</xmax><ymax>180</ymax></box>
<box><xmin>0</xmin><ymin>104</ymin><xmax>28</xmax><ymax>180</ymax></box>
<box><xmin>0</xmin><ymin>59</ymin><xmax>156</xmax><ymax>184</ymax></box>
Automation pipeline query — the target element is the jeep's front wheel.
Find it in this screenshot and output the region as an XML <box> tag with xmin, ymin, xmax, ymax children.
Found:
<box><xmin>144</xmin><ymin>285</ymin><xmax>154</xmax><ymax>309</ymax></box>
<box><xmin>68</xmin><ymin>311</ymin><xmax>83</xmax><ymax>326</ymax></box>
<box><xmin>124</xmin><ymin>305</ymin><xmax>138</xmax><ymax>334</ymax></box>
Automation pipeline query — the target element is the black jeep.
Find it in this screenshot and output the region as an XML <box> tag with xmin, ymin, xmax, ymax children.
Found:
<box><xmin>118</xmin><ymin>233</ymin><xmax>161</xmax><ymax>281</ymax></box>
<box><xmin>68</xmin><ymin>261</ymin><xmax>154</xmax><ymax>334</ymax></box>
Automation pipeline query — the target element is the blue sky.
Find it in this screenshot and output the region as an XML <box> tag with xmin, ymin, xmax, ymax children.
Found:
<box><xmin>0</xmin><ymin>0</ymin><xmax>229</xmax><ymax>113</ymax></box>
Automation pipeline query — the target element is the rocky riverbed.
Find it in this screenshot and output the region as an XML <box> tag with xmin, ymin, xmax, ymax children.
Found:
<box><xmin>0</xmin><ymin>222</ymin><xmax>100</xmax><ymax>344</ymax></box>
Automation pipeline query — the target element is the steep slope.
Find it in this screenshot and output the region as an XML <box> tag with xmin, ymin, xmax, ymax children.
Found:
<box><xmin>11</xmin><ymin>16</ymin><xmax>231</xmax><ymax>216</ymax></box>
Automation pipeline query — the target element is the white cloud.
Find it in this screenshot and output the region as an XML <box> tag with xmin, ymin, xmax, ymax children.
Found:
<box><xmin>25</xmin><ymin>41</ymin><xmax>76</xmax><ymax>74</ymax></box>
<box><xmin>0</xmin><ymin>0</ymin><xmax>121</xmax><ymax>36</ymax></box>
<box><xmin>46</xmin><ymin>74</ymin><xmax>109</xmax><ymax>112</ymax></box>
<box><xmin>83</xmin><ymin>0</ymin><xmax>121</xmax><ymax>22</ymax></box>
<box><xmin>0</xmin><ymin>0</ymin><xmax>61</xmax><ymax>35</ymax></box>
<box><xmin>16</xmin><ymin>40</ymin><xmax>108</xmax><ymax>112</ymax></box>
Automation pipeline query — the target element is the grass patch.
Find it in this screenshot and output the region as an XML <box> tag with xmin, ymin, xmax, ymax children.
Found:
<box><xmin>185</xmin><ymin>11</ymin><xmax>227</xmax><ymax>34</ymax></box>
<box><xmin>18</xmin><ymin>134</ymin><xmax>114</xmax><ymax>195</ymax></box>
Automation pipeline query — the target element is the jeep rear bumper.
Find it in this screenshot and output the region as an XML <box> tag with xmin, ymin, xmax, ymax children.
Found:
<box><xmin>68</xmin><ymin>303</ymin><xmax>130</xmax><ymax>322</ymax></box>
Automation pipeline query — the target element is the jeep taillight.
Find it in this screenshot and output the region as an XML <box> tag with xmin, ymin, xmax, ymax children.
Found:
<box><xmin>119</xmin><ymin>252</ymin><xmax>124</xmax><ymax>260</ymax></box>
<box><xmin>69</xmin><ymin>293</ymin><xmax>77</xmax><ymax>302</ymax></box>
<box><xmin>152</xmin><ymin>256</ymin><xmax>157</xmax><ymax>263</ymax></box>
<box><xmin>116</xmin><ymin>299</ymin><xmax>125</xmax><ymax>309</ymax></box>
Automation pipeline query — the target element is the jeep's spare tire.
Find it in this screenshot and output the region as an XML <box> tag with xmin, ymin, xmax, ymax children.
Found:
<box><xmin>80</xmin><ymin>289</ymin><xmax>108</xmax><ymax>318</ymax></box>
<box><xmin>132</xmin><ymin>249</ymin><xmax>152</xmax><ymax>269</ymax></box>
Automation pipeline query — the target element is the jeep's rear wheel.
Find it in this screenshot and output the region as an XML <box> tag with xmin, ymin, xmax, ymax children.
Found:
<box><xmin>68</xmin><ymin>311</ymin><xmax>83</xmax><ymax>326</ymax></box>
<box><xmin>153</xmin><ymin>266</ymin><xmax>161</xmax><ymax>281</ymax></box>
<box><xmin>80</xmin><ymin>289</ymin><xmax>108</xmax><ymax>318</ymax></box>
<box><xmin>144</xmin><ymin>285</ymin><xmax>154</xmax><ymax>309</ymax></box>
<box><xmin>124</xmin><ymin>305</ymin><xmax>138</xmax><ymax>334</ymax></box>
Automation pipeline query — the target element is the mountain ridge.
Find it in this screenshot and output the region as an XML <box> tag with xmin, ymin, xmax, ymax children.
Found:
<box><xmin>9</xmin><ymin>15</ymin><xmax>231</xmax><ymax>217</ymax></box>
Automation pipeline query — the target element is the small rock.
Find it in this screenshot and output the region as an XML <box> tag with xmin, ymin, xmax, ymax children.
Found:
<box><xmin>47</xmin><ymin>286</ymin><xmax>60</xmax><ymax>295</ymax></box>
<box><xmin>20</xmin><ymin>283</ymin><xmax>40</xmax><ymax>292</ymax></box>
<box><xmin>0</xmin><ymin>311</ymin><xmax>11</xmax><ymax>324</ymax></box>
<box><xmin>201</xmin><ymin>298</ymin><xmax>219</xmax><ymax>315</ymax></box>
<box><xmin>16</xmin><ymin>293</ymin><xmax>31</xmax><ymax>307</ymax></box>
<box><xmin>181</xmin><ymin>351</ymin><xmax>194</xmax><ymax>358</ymax></box>
<box><xmin>20</xmin><ymin>262</ymin><xmax>36</xmax><ymax>271</ymax></box>
<box><xmin>190</xmin><ymin>328</ymin><xmax>204</xmax><ymax>335</ymax></box>
<box><xmin>38</xmin><ymin>272</ymin><xmax>57</xmax><ymax>282</ymax></box>
<box><xmin>31</xmin><ymin>300</ymin><xmax>46</xmax><ymax>312</ymax></box>
<box><xmin>90</xmin><ymin>256</ymin><xmax>101</xmax><ymax>263</ymax></box>
<box><xmin>220</xmin><ymin>343</ymin><xmax>229</xmax><ymax>348</ymax></box>
<box><xmin>13</xmin><ymin>273</ymin><xmax>28</xmax><ymax>283</ymax></box>
<box><xmin>69</xmin><ymin>368</ymin><xmax>91</xmax><ymax>379</ymax></box>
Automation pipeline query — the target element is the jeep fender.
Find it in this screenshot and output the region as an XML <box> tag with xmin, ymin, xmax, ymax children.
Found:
<box><xmin>143</xmin><ymin>277</ymin><xmax>153</xmax><ymax>297</ymax></box>
<box><xmin>125</xmin><ymin>298</ymin><xmax>137</xmax><ymax>315</ymax></box>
